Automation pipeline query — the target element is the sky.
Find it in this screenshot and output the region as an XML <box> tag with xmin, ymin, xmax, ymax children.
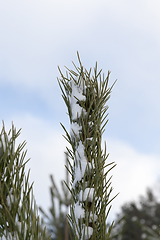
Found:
<box><xmin>0</xmin><ymin>0</ymin><xmax>160</xmax><ymax>222</ymax></box>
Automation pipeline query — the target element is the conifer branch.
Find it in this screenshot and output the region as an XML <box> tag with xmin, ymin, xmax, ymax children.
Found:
<box><xmin>0</xmin><ymin>123</ymin><xmax>50</xmax><ymax>240</ymax></box>
<box><xmin>58</xmin><ymin>53</ymin><xmax>117</xmax><ymax>240</ymax></box>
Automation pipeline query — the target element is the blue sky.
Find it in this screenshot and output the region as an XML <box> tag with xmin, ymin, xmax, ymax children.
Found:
<box><xmin>1</xmin><ymin>0</ymin><xmax>160</xmax><ymax>220</ymax></box>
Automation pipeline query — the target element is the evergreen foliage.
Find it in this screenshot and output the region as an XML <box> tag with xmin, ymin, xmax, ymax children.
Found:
<box><xmin>111</xmin><ymin>188</ymin><xmax>160</xmax><ymax>240</ymax></box>
<box><xmin>0</xmin><ymin>123</ymin><xmax>50</xmax><ymax>240</ymax></box>
<box><xmin>58</xmin><ymin>53</ymin><xmax>117</xmax><ymax>239</ymax></box>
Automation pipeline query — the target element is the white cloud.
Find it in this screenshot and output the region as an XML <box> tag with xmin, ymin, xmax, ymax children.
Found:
<box><xmin>1</xmin><ymin>0</ymin><xmax>160</xmax><ymax>114</ymax></box>
<box><xmin>1</xmin><ymin>0</ymin><xmax>160</xmax><ymax>88</ymax></box>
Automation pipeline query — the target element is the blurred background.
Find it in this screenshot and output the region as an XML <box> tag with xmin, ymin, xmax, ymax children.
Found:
<box><xmin>0</xmin><ymin>0</ymin><xmax>160</xmax><ymax>224</ymax></box>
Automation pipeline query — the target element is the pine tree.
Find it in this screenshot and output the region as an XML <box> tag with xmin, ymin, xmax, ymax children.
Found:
<box><xmin>111</xmin><ymin>188</ymin><xmax>160</xmax><ymax>240</ymax></box>
<box><xmin>0</xmin><ymin>123</ymin><xmax>50</xmax><ymax>240</ymax></box>
<box><xmin>58</xmin><ymin>53</ymin><xmax>117</xmax><ymax>240</ymax></box>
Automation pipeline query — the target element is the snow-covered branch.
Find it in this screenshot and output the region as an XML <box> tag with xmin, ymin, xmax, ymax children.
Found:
<box><xmin>58</xmin><ymin>53</ymin><xmax>116</xmax><ymax>240</ymax></box>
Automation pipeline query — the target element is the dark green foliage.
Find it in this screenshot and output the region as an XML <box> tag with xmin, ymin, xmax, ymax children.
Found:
<box><xmin>0</xmin><ymin>123</ymin><xmax>50</xmax><ymax>239</ymax></box>
<box><xmin>112</xmin><ymin>188</ymin><xmax>160</xmax><ymax>240</ymax></box>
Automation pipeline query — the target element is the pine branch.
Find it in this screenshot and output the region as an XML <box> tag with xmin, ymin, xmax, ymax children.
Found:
<box><xmin>58</xmin><ymin>52</ymin><xmax>117</xmax><ymax>240</ymax></box>
<box><xmin>0</xmin><ymin>123</ymin><xmax>50</xmax><ymax>240</ymax></box>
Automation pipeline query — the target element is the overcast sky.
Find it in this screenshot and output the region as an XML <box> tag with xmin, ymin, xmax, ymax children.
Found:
<box><xmin>1</xmin><ymin>0</ymin><xmax>160</xmax><ymax>222</ymax></box>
